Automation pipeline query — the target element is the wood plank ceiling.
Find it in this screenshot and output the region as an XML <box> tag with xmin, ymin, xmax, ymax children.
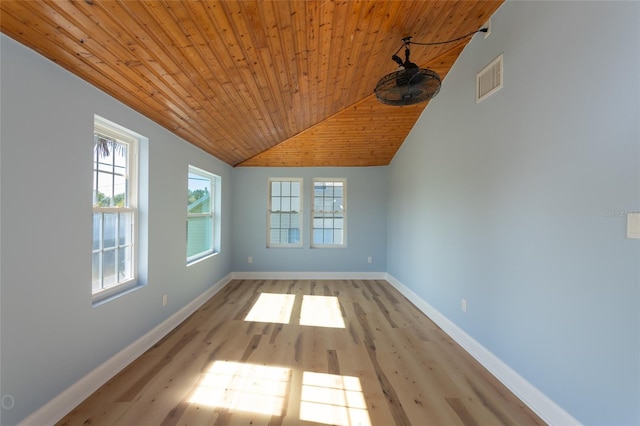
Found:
<box><xmin>0</xmin><ymin>1</ymin><xmax>503</xmax><ymax>167</ymax></box>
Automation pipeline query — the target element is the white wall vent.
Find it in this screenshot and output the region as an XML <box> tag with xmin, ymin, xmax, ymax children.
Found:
<box><xmin>476</xmin><ymin>53</ymin><xmax>503</xmax><ymax>103</ymax></box>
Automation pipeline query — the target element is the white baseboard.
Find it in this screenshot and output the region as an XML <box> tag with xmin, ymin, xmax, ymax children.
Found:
<box><xmin>19</xmin><ymin>273</ymin><xmax>233</xmax><ymax>426</ymax></box>
<box><xmin>20</xmin><ymin>271</ymin><xmax>578</xmax><ymax>426</ymax></box>
<box><xmin>231</xmin><ymin>271</ymin><xmax>387</xmax><ymax>280</ymax></box>
<box><xmin>384</xmin><ymin>273</ymin><xmax>580</xmax><ymax>426</ymax></box>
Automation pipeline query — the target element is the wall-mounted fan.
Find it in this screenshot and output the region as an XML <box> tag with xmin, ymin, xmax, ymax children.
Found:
<box><xmin>374</xmin><ymin>38</ymin><xmax>441</xmax><ymax>106</ymax></box>
<box><xmin>375</xmin><ymin>31</ymin><xmax>487</xmax><ymax>106</ymax></box>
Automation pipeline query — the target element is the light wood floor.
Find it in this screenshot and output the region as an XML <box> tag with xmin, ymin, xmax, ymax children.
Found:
<box><xmin>58</xmin><ymin>280</ymin><xmax>544</xmax><ymax>425</ymax></box>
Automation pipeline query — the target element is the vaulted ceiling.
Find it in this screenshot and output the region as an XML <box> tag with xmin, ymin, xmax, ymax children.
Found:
<box><xmin>0</xmin><ymin>0</ymin><xmax>502</xmax><ymax>167</ymax></box>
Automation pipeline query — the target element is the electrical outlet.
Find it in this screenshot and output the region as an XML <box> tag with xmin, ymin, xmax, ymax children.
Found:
<box><xmin>367</xmin><ymin>256</ymin><xmax>372</xmax><ymax>264</ymax></box>
<box><xmin>461</xmin><ymin>298</ymin><xmax>467</xmax><ymax>312</ymax></box>
<box><xmin>248</xmin><ymin>256</ymin><xmax>253</xmax><ymax>264</ymax></box>
<box><xmin>162</xmin><ymin>294</ymin><xmax>168</xmax><ymax>307</ymax></box>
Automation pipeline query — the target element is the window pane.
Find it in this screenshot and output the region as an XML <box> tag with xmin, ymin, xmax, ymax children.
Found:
<box><xmin>97</xmin><ymin>153</ymin><xmax>113</xmax><ymax>171</ymax></box>
<box><xmin>271</xmin><ymin>181</ymin><xmax>281</xmax><ymax>196</ymax></box>
<box><xmin>334</xmin><ymin>230</ymin><xmax>343</xmax><ymax>245</ymax></box>
<box><xmin>271</xmin><ymin>197</ymin><xmax>281</xmax><ymax>211</ymax></box>
<box><xmin>187</xmin><ymin>216</ymin><xmax>212</xmax><ymax>258</ymax></box>
<box><xmin>323</xmin><ymin>229</ymin><xmax>333</xmax><ymax>244</ymax></box>
<box><xmin>291</xmin><ymin>182</ymin><xmax>300</xmax><ymax>196</ymax></box>
<box><xmin>103</xmin><ymin>213</ymin><xmax>117</xmax><ymax>249</ymax></box>
<box><xmin>313</xmin><ymin>217</ymin><xmax>323</xmax><ymax>228</ymax></box>
<box><xmin>96</xmin><ymin>171</ymin><xmax>115</xmax><ymax>204</ymax></box>
<box><xmin>201</xmin><ymin>196</ymin><xmax>211</xmax><ymax>214</ymax></box>
<box><xmin>281</xmin><ymin>214</ymin><xmax>291</xmax><ymax>228</ymax></box>
<box><xmin>113</xmin><ymin>174</ymin><xmax>127</xmax><ymax>207</ymax></box>
<box><xmin>291</xmin><ymin>213</ymin><xmax>300</xmax><ymax>228</ymax></box>
<box><xmin>270</xmin><ymin>229</ymin><xmax>280</xmax><ymax>245</ymax></box>
<box><xmin>118</xmin><ymin>212</ymin><xmax>132</xmax><ymax>246</ymax></box>
<box><xmin>291</xmin><ymin>196</ymin><xmax>300</xmax><ymax>212</ymax></box>
<box><xmin>282</xmin><ymin>182</ymin><xmax>291</xmax><ymax>196</ymax></box>
<box><xmin>313</xmin><ymin>229</ymin><xmax>323</xmax><ymax>244</ymax></box>
<box><xmin>271</xmin><ymin>213</ymin><xmax>282</xmax><ymax>228</ymax></box>
<box><xmin>289</xmin><ymin>228</ymin><xmax>300</xmax><ymax>244</ymax></box>
<box><xmin>103</xmin><ymin>249</ymin><xmax>117</xmax><ymax>288</ymax></box>
<box><xmin>119</xmin><ymin>246</ymin><xmax>133</xmax><ymax>281</ymax></box>
<box><xmin>92</xmin><ymin>252</ymin><xmax>101</xmax><ymax>292</ymax></box>
<box><xmin>114</xmin><ymin>145</ymin><xmax>127</xmax><ymax>167</ymax></box>
<box><xmin>188</xmin><ymin>170</ymin><xmax>212</xmax><ymax>211</ymax></box>
<box><xmin>93</xmin><ymin>213</ymin><xmax>102</xmax><ymax>250</ymax></box>
<box><xmin>282</xmin><ymin>197</ymin><xmax>291</xmax><ymax>212</ymax></box>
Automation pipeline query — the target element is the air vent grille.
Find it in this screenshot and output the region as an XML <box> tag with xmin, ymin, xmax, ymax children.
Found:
<box><xmin>476</xmin><ymin>53</ymin><xmax>503</xmax><ymax>103</ymax></box>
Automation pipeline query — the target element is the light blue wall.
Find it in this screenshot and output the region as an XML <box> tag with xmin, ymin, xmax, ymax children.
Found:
<box><xmin>387</xmin><ymin>1</ymin><xmax>640</xmax><ymax>425</ymax></box>
<box><xmin>2</xmin><ymin>1</ymin><xmax>639</xmax><ymax>424</ymax></box>
<box><xmin>0</xmin><ymin>34</ymin><xmax>233</xmax><ymax>425</ymax></box>
<box><xmin>231</xmin><ymin>167</ymin><xmax>387</xmax><ymax>272</ymax></box>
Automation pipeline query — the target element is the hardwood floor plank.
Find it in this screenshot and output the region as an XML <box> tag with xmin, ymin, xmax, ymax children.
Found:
<box><xmin>57</xmin><ymin>280</ymin><xmax>544</xmax><ymax>426</ymax></box>
<box><xmin>115</xmin><ymin>329</ymin><xmax>200</xmax><ymax>402</ymax></box>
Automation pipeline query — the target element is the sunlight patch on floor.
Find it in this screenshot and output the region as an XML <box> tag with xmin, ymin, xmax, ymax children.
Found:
<box><xmin>244</xmin><ymin>293</ymin><xmax>296</xmax><ymax>324</ymax></box>
<box><xmin>299</xmin><ymin>295</ymin><xmax>346</xmax><ymax>328</ymax></box>
<box><xmin>188</xmin><ymin>361</ymin><xmax>291</xmax><ymax>416</ymax></box>
<box><xmin>300</xmin><ymin>371</ymin><xmax>371</xmax><ymax>426</ymax></box>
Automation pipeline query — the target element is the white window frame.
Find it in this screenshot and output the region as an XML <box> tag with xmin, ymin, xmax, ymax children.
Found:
<box><xmin>267</xmin><ymin>178</ymin><xmax>303</xmax><ymax>248</ymax></box>
<box><xmin>311</xmin><ymin>178</ymin><xmax>347</xmax><ymax>248</ymax></box>
<box><xmin>92</xmin><ymin>116</ymin><xmax>140</xmax><ymax>304</ymax></box>
<box><xmin>187</xmin><ymin>165</ymin><xmax>219</xmax><ymax>264</ymax></box>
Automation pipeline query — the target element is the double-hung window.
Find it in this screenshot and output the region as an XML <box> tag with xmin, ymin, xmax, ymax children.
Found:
<box><xmin>268</xmin><ymin>178</ymin><xmax>302</xmax><ymax>247</ymax></box>
<box><xmin>92</xmin><ymin>116</ymin><xmax>139</xmax><ymax>302</ymax></box>
<box><xmin>187</xmin><ymin>166</ymin><xmax>218</xmax><ymax>263</ymax></box>
<box><xmin>312</xmin><ymin>179</ymin><xmax>346</xmax><ymax>247</ymax></box>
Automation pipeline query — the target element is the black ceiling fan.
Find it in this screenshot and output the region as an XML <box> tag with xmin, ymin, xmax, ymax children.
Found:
<box><xmin>374</xmin><ymin>29</ymin><xmax>488</xmax><ymax>106</ymax></box>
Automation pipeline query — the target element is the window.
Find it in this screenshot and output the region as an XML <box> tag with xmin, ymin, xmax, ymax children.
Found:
<box><xmin>312</xmin><ymin>179</ymin><xmax>346</xmax><ymax>247</ymax></box>
<box><xmin>92</xmin><ymin>116</ymin><xmax>139</xmax><ymax>302</ymax></box>
<box><xmin>268</xmin><ymin>178</ymin><xmax>302</xmax><ymax>247</ymax></box>
<box><xmin>188</xmin><ymin>166</ymin><xmax>219</xmax><ymax>263</ymax></box>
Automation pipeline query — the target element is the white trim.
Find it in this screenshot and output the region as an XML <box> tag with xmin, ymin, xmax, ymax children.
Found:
<box><xmin>19</xmin><ymin>273</ymin><xmax>233</xmax><ymax>426</ymax></box>
<box><xmin>92</xmin><ymin>116</ymin><xmax>141</xmax><ymax>303</ymax></box>
<box><xmin>311</xmin><ymin>178</ymin><xmax>347</xmax><ymax>248</ymax></box>
<box><xmin>267</xmin><ymin>177</ymin><xmax>304</xmax><ymax>248</ymax></box>
<box><xmin>21</xmin><ymin>271</ymin><xmax>577</xmax><ymax>426</ymax></box>
<box><xmin>384</xmin><ymin>273</ymin><xmax>580</xmax><ymax>426</ymax></box>
<box><xmin>187</xmin><ymin>165</ymin><xmax>218</xmax><ymax>263</ymax></box>
<box><xmin>232</xmin><ymin>271</ymin><xmax>386</xmax><ymax>281</ymax></box>
<box><xmin>476</xmin><ymin>53</ymin><xmax>504</xmax><ymax>103</ymax></box>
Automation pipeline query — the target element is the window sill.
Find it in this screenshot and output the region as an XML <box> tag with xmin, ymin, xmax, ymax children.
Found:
<box><xmin>187</xmin><ymin>251</ymin><xmax>218</xmax><ymax>267</ymax></box>
<box><xmin>92</xmin><ymin>280</ymin><xmax>145</xmax><ymax>307</ymax></box>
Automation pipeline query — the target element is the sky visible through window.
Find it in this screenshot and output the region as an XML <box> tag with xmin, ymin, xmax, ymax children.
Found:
<box><xmin>93</xmin><ymin>138</ymin><xmax>127</xmax><ymax>207</ymax></box>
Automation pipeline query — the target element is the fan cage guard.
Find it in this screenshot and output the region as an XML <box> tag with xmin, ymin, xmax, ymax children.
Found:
<box><xmin>374</xmin><ymin>68</ymin><xmax>442</xmax><ymax>106</ymax></box>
